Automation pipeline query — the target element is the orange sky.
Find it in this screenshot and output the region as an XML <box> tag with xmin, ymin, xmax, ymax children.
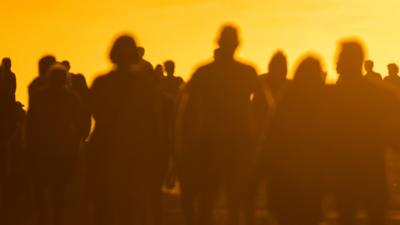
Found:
<box><xmin>2</xmin><ymin>0</ymin><xmax>400</xmax><ymax>105</ymax></box>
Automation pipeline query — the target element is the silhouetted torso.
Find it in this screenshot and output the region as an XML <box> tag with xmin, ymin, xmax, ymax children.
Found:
<box><xmin>268</xmin><ymin>83</ymin><xmax>327</xmax><ymax>185</ymax></box>
<box><xmin>28</xmin><ymin>76</ymin><xmax>47</xmax><ymax>101</ymax></box>
<box><xmin>90</xmin><ymin>69</ymin><xmax>158</xmax><ymax>150</ymax></box>
<box><xmin>383</xmin><ymin>75</ymin><xmax>400</xmax><ymax>89</ymax></box>
<box><xmin>364</xmin><ymin>71</ymin><xmax>382</xmax><ymax>81</ymax></box>
<box><xmin>178</xmin><ymin>50</ymin><xmax>268</xmax><ymax>225</ymax></box>
<box><xmin>259</xmin><ymin>73</ymin><xmax>290</xmax><ymax>102</ymax></box>
<box><xmin>326</xmin><ymin>77</ymin><xmax>400</xmax><ymax>207</ymax></box>
<box><xmin>138</xmin><ymin>59</ymin><xmax>154</xmax><ymax>72</ymax></box>
<box><xmin>266</xmin><ymin>57</ymin><xmax>327</xmax><ymax>225</ymax></box>
<box><xmin>160</xmin><ymin>76</ymin><xmax>184</xmax><ymax>100</ymax></box>
<box><xmin>186</xmin><ymin>60</ymin><xmax>262</xmax><ymax>140</ymax></box>
<box><xmin>27</xmin><ymin>86</ymin><xmax>83</xmax><ymax>156</ymax></box>
<box><xmin>0</xmin><ymin>69</ymin><xmax>16</xmax><ymax>102</ymax></box>
<box><xmin>90</xmin><ymin>67</ymin><xmax>169</xmax><ymax>181</ymax></box>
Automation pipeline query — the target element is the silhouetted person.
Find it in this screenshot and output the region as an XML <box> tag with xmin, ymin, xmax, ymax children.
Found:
<box><xmin>0</xmin><ymin>58</ymin><xmax>16</xmax><ymax>102</ymax></box>
<box><xmin>152</xmin><ymin>62</ymin><xmax>177</xmax><ymax>225</ymax></box>
<box><xmin>364</xmin><ymin>59</ymin><xmax>382</xmax><ymax>81</ymax></box>
<box><xmin>137</xmin><ymin>46</ymin><xmax>154</xmax><ymax>72</ymax></box>
<box><xmin>0</xmin><ymin>57</ymin><xmax>17</xmax><ymax>181</ymax></box>
<box><xmin>89</xmin><ymin>35</ymin><xmax>170</xmax><ymax>225</ymax></box>
<box><xmin>259</xmin><ymin>51</ymin><xmax>289</xmax><ymax>102</ymax></box>
<box><xmin>384</xmin><ymin>63</ymin><xmax>400</xmax><ymax>89</ymax></box>
<box><xmin>159</xmin><ymin>60</ymin><xmax>184</xmax><ymax>99</ymax></box>
<box><xmin>327</xmin><ymin>40</ymin><xmax>400</xmax><ymax>225</ymax></box>
<box><xmin>27</xmin><ymin>63</ymin><xmax>86</xmax><ymax>225</ymax></box>
<box><xmin>0</xmin><ymin>57</ymin><xmax>23</xmax><ymax>217</ymax></box>
<box><xmin>266</xmin><ymin>56</ymin><xmax>327</xmax><ymax>225</ymax></box>
<box><xmin>154</xmin><ymin>64</ymin><xmax>164</xmax><ymax>84</ymax></box>
<box><xmin>61</xmin><ymin>60</ymin><xmax>91</xmax><ymax>140</ymax></box>
<box><xmin>29</xmin><ymin>55</ymin><xmax>56</xmax><ymax>101</ymax></box>
<box><xmin>176</xmin><ymin>25</ymin><xmax>268</xmax><ymax>225</ymax></box>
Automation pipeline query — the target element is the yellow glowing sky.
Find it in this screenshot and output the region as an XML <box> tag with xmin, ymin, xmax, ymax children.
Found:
<box><xmin>2</xmin><ymin>0</ymin><xmax>400</xmax><ymax>105</ymax></box>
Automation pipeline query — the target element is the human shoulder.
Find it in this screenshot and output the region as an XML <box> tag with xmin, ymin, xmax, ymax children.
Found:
<box><xmin>91</xmin><ymin>71</ymin><xmax>116</xmax><ymax>89</ymax></box>
<box><xmin>72</xmin><ymin>73</ymin><xmax>87</xmax><ymax>83</ymax></box>
<box><xmin>240</xmin><ymin>61</ymin><xmax>257</xmax><ymax>71</ymax></box>
<box><xmin>191</xmin><ymin>62</ymin><xmax>216</xmax><ymax>80</ymax></box>
<box><xmin>233</xmin><ymin>61</ymin><xmax>259</xmax><ymax>84</ymax></box>
<box><xmin>29</xmin><ymin>77</ymin><xmax>42</xmax><ymax>88</ymax></box>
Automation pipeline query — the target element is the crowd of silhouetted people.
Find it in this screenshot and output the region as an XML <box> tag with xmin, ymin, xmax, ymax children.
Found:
<box><xmin>2</xmin><ymin>25</ymin><xmax>400</xmax><ymax>225</ymax></box>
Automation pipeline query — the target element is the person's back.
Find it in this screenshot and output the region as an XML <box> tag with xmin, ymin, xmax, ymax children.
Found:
<box><xmin>89</xmin><ymin>62</ymin><xmax>166</xmax><ymax>224</ymax></box>
<box><xmin>384</xmin><ymin>75</ymin><xmax>400</xmax><ymax>88</ymax></box>
<box><xmin>328</xmin><ymin>40</ymin><xmax>400</xmax><ymax>225</ymax></box>
<box><xmin>28</xmin><ymin>67</ymin><xmax>82</xmax><ymax>157</ymax></box>
<box><xmin>89</xmin><ymin>35</ymin><xmax>169</xmax><ymax>225</ymax></box>
<box><xmin>330</xmin><ymin>77</ymin><xmax>395</xmax><ymax>184</ymax></box>
<box><xmin>188</xmin><ymin>59</ymin><xmax>260</xmax><ymax>139</ymax></box>
<box><xmin>365</xmin><ymin>71</ymin><xmax>382</xmax><ymax>81</ymax></box>
<box><xmin>267</xmin><ymin>56</ymin><xmax>327</xmax><ymax>225</ymax></box>
<box><xmin>383</xmin><ymin>63</ymin><xmax>400</xmax><ymax>90</ymax></box>
<box><xmin>162</xmin><ymin>76</ymin><xmax>183</xmax><ymax>98</ymax></box>
<box><xmin>259</xmin><ymin>51</ymin><xmax>290</xmax><ymax>102</ymax></box>
<box><xmin>178</xmin><ymin>26</ymin><xmax>268</xmax><ymax>225</ymax></box>
<box><xmin>90</xmin><ymin>68</ymin><xmax>161</xmax><ymax>156</ymax></box>
<box><xmin>27</xmin><ymin>64</ymin><xmax>83</xmax><ymax>225</ymax></box>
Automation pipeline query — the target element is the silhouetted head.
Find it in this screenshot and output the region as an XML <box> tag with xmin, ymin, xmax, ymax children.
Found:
<box><xmin>217</xmin><ymin>25</ymin><xmax>239</xmax><ymax>58</ymax></box>
<box><xmin>154</xmin><ymin>64</ymin><xmax>164</xmax><ymax>76</ymax></box>
<box><xmin>364</xmin><ymin>60</ymin><xmax>374</xmax><ymax>73</ymax></box>
<box><xmin>61</xmin><ymin>60</ymin><xmax>71</xmax><ymax>71</ymax></box>
<box><xmin>110</xmin><ymin>35</ymin><xmax>139</xmax><ymax>68</ymax></box>
<box><xmin>387</xmin><ymin>63</ymin><xmax>399</xmax><ymax>76</ymax></box>
<box><xmin>164</xmin><ymin>60</ymin><xmax>175</xmax><ymax>77</ymax></box>
<box><xmin>336</xmin><ymin>40</ymin><xmax>365</xmax><ymax>79</ymax></box>
<box><xmin>137</xmin><ymin>47</ymin><xmax>145</xmax><ymax>59</ymax></box>
<box><xmin>1</xmin><ymin>58</ymin><xmax>11</xmax><ymax>71</ymax></box>
<box><xmin>47</xmin><ymin>63</ymin><xmax>68</xmax><ymax>88</ymax></box>
<box><xmin>39</xmin><ymin>55</ymin><xmax>57</xmax><ymax>77</ymax></box>
<box><xmin>293</xmin><ymin>56</ymin><xmax>325</xmax><ymax>88</ymax></box>
<box><xmin>213</xmin><ymin>48</ymin><xmax>221</xmax><ymax>61</ymax></box>
<box><xmin>268</xmin><ymin>51</ymin><xmax>288</xmax><ymax>81</ymax></box>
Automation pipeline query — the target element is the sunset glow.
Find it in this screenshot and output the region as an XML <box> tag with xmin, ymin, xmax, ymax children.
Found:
<box><xmin>2</xmin><ymin>0</ymin><xmax>400</xmax><ymax>105</ymax></box>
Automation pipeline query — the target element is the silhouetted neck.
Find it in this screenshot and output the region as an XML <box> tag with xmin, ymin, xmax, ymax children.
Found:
<box><xmin>216</xmin><ymin>55</ymin><xmax>235</xmax><ymax>64</ymax></box>
<box><xmin>115</xmin><ymin>65</ymin><xmax>134</xmax><ymax>72</ymax></box>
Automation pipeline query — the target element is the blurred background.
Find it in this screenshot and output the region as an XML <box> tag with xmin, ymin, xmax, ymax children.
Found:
<box><xmin>3</xmin><ymin>0</ymin><xmax>400</xmax><ymax>106</ymax></box>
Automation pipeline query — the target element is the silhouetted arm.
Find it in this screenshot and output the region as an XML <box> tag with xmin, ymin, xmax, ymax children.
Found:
<box><xmin>74</xmin><ymin>74</ymin><xmax>91</xmax><ymax>139</ymax></box>
<box><xmin>11</xmin><ymin>72</ymin><xmax>16</xmax><ymax>97</ymax></box>
<box><xmin>251</xmin><ymin>68</ymin><xmax>273</xmax><ymax>144</ymax></box>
